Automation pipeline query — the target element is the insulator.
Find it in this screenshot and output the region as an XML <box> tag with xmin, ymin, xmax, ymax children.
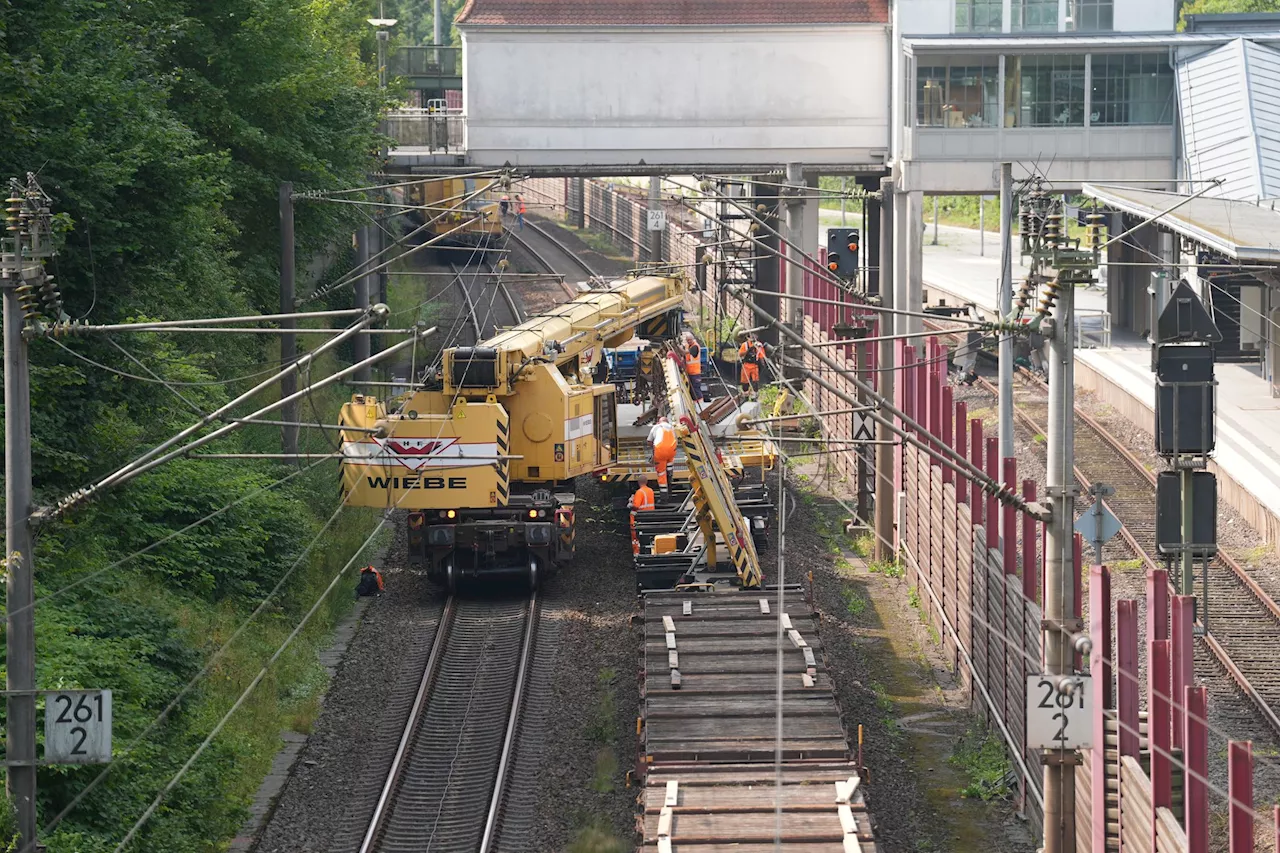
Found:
<box><xmin>1036</xmin><ymin>279</ymin><xmax>1064</xmax><ymax>318</ymax></box>
<box><xmin>700</xmin><ymin>253</ymin><xmax>715</xmax><ymax>265</ymax></box>
<box><xmin>756</xmin><ymin>203</ymin><xmax>767</xmax><ymax>214</ymax></box>
<box><xmin>749</xmin><ymin>222</ymin><xmax>760</xmax><ymax>234</ymax></box>
<box><xmin>496</xmin><ymin>258</ymin><xmax>509</xmax><ymax>272</ymax></box>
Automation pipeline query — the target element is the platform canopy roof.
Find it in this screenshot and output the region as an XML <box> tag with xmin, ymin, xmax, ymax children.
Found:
<box><xmin>1083</xmin><ymin>184</ymin><xmax>1280</xmax><ymax>263</ymax></box>
<box><xmin>456</xmin><ymin>0</ymin><xmax>888</xmax><ymax>27</ymax></box>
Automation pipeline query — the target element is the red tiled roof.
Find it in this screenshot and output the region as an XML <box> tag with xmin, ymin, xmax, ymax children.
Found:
<box><xmin>456</xmin><ymin>0</ymin><xmax>888</xmax><ymax>26</ymax></box>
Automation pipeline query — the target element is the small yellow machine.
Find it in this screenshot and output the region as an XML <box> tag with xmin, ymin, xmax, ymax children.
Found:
<box><xmin>403</xmin><ymin>176</ymin><xmax>503</xmax><ymax>246</ymax></box>
<box><xmin>339</xmin><ymin>272</ymin><xmax>686</xmax><ymax>589</ymax></box>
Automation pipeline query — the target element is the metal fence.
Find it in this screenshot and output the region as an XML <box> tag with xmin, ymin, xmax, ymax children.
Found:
<box><xmin>382</xmin><ymin>110</ymin><xmax>465</xmax><ymax>152</ymax></box>
<box><xmin>389</xmin><ymin>46</ymin><xmax>460</xmax><ymax>78</ymax></box>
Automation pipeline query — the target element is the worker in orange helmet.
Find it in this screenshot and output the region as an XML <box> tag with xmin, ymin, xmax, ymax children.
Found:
<box><xmin>356</xmin><ymin>564</ymin><xmax>384</xmax><ymax>598</ymax></box>
<box><xmin>647</xmin><ymin>415</ymin><xmax>678</xmax><ymax>495</ymax></box>
<box><xmin>628</xmin><ymin>474</ymin><xmax>656</xmax><ymax>512</ymax></box>
<box><xmin>499</xmin><ymin>194</ymin><xmax>510</xmax><ymax>218</ymax></box>
<box><xmin>738</xmin><ymin>332</ymin><xmax>765</xmax><ymax>399</ymax></box>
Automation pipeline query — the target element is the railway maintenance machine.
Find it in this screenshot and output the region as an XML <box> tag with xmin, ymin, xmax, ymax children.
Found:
<box><xmin>338</xmin><ymin>271</ymin><xmax>686</xmax><ymax>590</ymax></box>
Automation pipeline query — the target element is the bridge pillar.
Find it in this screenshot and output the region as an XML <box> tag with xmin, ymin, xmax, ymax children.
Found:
<box><xmin>752</xmin><ymin>180</ymin><xmax>782</xmax><ymax>349</ymax></box>
<box><xmin>782</xmin><ymin>164</ymin><xmax>820</xmax><ymax>332</ymax></box>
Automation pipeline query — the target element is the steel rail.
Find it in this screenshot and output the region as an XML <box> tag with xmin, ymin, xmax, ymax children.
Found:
<box><xmin>358</xmin><ymin>596</ymin><xmax>457</xmax><ymax>853</ymax></box>
<box><xmin>449</xmin><ymin>264</ymin><xmax>483</xmax><ymax>344</ymax></box>
<box><xmin>478</xmin><ymin>594</ymin><xmax>539</xmax><ymax>853</ymax></box>
<box><xmin>965</xmin><ymin>361</ymin><xmax>1280</xmax><ymax>739</ymax></box>
<box><xmin>510</xmin><ymin>218</ymin><xmax>599</xmax><ymax>280</ymax></box>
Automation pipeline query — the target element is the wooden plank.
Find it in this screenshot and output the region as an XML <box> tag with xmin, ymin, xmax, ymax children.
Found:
<box><xmin>1154</xmin><ymin>807</ymin><xmax>1188</xmax><ymax>853</ymax></box>
<box><xmin>641</xmin><ymin>812</ymin><xmax>873</xmax><ymax>842</ymax></box>
<box><xmin>643</xmin><ymin>784</ymin><xmax>869</xmax><ymax>811</ymax></box>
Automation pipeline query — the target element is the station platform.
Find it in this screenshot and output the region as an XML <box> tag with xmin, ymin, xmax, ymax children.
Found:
<box><xmin>905</xmin><ymin>223</ymin><xmax>1280</xmax><ymax>547</ymax></box>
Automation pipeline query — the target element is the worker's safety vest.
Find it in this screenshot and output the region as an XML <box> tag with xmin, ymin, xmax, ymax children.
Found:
<box><xmin>633</xmin><ymin>486</ymin><xmax>655</xmax><ymax>511</ymax></box>
<box><xmin>685</xmin><ymin>349</ymin><xmax>701</xmax><ymax>375</ymax></box>
<box><xmin>740</xmin><ymin>343</ymin><xmax>763</xmax><ymax>364</ymax></box>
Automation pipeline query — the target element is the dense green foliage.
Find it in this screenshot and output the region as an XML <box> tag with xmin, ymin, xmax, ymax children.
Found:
<box><xmin>1178</xmin><ymin>0</ymin><xmax>1280</xmax><ymax>27</ymax></box>
<box><xmin>383</xmin><ymin>0</ymin><xmax>468</xmax><ymax>46</ymax></box>
<box><xmin>0</xmin><ymin>1</ymin><xmax>391</xmax><ymax>849</ymax></box>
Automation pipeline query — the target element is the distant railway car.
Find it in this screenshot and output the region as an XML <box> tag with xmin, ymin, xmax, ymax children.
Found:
<box><xmin>404</xmin><ymin>177</ymin><xmax>503</xmax><ymax>248</ymax></box>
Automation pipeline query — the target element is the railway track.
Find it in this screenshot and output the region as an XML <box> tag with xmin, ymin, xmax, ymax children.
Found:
<box><xmin>449</xmin><ymin>261</ymin><xmax>524</xmax><ymax>343</ymax></box>
<box><xmin>973</xmin><ymin>369</ymin><xmax>1280</xmax><ymax>736</ymax></box>
<box><xmin>507</xmin><ymin>217</ymin><xmax>599</xmax><ymax>281</ymax></box>
<box><xmin>358</xmin><ymin>595</ymin><xmax>539</xmax><ymax>853</ymax></box>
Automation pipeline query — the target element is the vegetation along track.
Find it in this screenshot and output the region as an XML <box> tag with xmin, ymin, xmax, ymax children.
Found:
<box><xmin>357</xmin><ymin>594</ymin><xmax>540</xmax><ymax>853</ymax></box>
<box><xmin>507</xmin><ymin>217</ymin><xmax>599</xmax><ymax>281</ymax></box>
<box><xmin>979</xmin><ymin>369</ymin><xmax>1280</xmax><ymax>735</ymax></box>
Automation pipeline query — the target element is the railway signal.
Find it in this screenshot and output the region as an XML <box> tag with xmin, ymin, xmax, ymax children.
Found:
<box><xmin>1152</xmin><ymin>279</ymin><xmax>1221</xmax><ymax>602</ymax></box>
<box><xmin>826</xmin><ymin>227</ymin><xmax>859</xmax><ymax>280</ymax></box>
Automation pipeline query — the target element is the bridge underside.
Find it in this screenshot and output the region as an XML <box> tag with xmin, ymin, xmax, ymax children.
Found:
<box><xmin>385</xmin><ymin>151</ymin><xmax>889</xmax><ymax>178</ymax></box>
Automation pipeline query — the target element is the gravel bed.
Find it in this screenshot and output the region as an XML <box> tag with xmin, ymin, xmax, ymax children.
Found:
<box><xmin>522</xmin><ymin>476</ymin><xmax>642</xmax><ymax>850</ymax></box>
<box><xmin>791</xmin><ymin>485</ymin><xmax>1036</xmax><ymax>853</ymax></box>
<box><xmin>252</xmin><ymin>519</ymin><xmax>446</xmax><ymax>853</ymax></box>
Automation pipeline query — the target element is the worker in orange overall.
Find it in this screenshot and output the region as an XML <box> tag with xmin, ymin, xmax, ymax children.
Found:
<box><xmin>628</xmin><ymin>475</ymin><xmax>656</xmax><ymax>512</ymax></box>
<box><xmin>738</xmin><ymin>332</ymin><xmax>765</xmax><ymax>398</ymax></box>
<box><xmin>647</xmin><ymin>415</ymin><xmax>677</xmax><ymax>495</ymax></box>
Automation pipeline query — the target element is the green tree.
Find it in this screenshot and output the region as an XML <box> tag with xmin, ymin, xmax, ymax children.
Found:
<box><xmin>1178</xmin><ymin>0</ymin><xmax>1280</xmax><ymax>28</ymax></box>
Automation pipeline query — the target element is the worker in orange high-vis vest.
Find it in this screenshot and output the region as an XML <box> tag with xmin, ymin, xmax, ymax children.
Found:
<box><xmin>739</xmin><ymin>333</ymin><xmax>765</xmax><ymax>398</ymax></box>
<box><xmin>684</xmin><ymin>338</ymin><xmax>708</xmax><ymax>402</ymax></box>
<box><xmin>647</xmin><ymin>416</ymin><xmax>677</xmax><ymax>494</ymax></box>
<box><xmin>628</xmin><ymin>475</ymin><xmax>656</xmax><ymax>511</ymax></box>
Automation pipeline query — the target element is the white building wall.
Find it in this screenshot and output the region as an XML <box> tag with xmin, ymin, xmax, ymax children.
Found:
<box><xmin>898</xmin><ymin>0</ymin><xmax>952</xmax><ymax>35</ymax></box>
<box><xmin>1112</xmin><ymin>0</ymin><xmax>1176</xmax><ymax>32</ymax></box>
<box><xmin>461</xmin><ymin>26</ymin><xmax>891</xmax><ymax>168</ymax></box>
<box><xmin>1179</xmin><ymin>40</ymin><xmax>1262</xmax><ymax>200</ymax></box>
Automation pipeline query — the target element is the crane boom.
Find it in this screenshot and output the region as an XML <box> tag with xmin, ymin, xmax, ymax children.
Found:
<box><xmin>660</xmin><ymin>355</ymin><xmax>764</xmax><ymax>589</ymax></box>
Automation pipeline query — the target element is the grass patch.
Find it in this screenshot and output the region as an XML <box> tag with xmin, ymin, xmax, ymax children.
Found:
<box><xmin>567</xmin><ymin>820</ymin><xmax>629</xmax><ymax>853</ymax></box>
<box><xmin>948</xmin><ymin>726</ymin><xmax>1013</xmax><ymax>801</ymax></box>
<box><xmin>1110</xmin><ymin>558</ymin><xmax>1144</xmax><ymax>571</ymax></box>
<box><xmin>868</xmin><ymin>559</ymin><xmax>904</xmax><ymax>578</ymax></box>
<box><xmin>562</xmin><ymin>223</ymin><xmax>632</xmax><ymax>260</ymax></box>
<box><xmin>1240</xmin><ymin>543</ymin><xmax>1270</xmax><ymax>566</ymax></box>
<box><xmin>842</xmin><ymin>587</ymin><xmax>869</xmax><ymax>617</ymax></box>
<box><xmin>585</xmin><ymin>666</ymin><xmax>618</xmax><ymax>744</ymax></box>
<box><xmin>589</xmin><ymin>748</ymin><xmax>618</xmax><ymax>793</ymax></box>
<box><xmin>908</xmin><ymin>586</ymin><xmax>923</xmax><ymax>617</ymax></box>
<box><xmin>851</xmin><ymin>533</ymin><xmax>874</xmax><ymax>558</ymax></box>
<box><xmin>1033</xmin><ymin>433</ymin><xmax>1046</xmax><ymax>444</ymax></box>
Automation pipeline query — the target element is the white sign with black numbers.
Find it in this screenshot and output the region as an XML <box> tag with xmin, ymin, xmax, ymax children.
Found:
<box><xmin>45</xmin><ymin>689</ymin><xmax>112</xmax><ymax>764</ymax></box>
<box><xmin>646</xmin><ymin>209</ymin><xmax>667</xmax><ymax>231</ymax></box>
<box><xmin>1026</xmin><ymin>675</ymin><xmax>1092</xmax><ymax>750</ymax></box>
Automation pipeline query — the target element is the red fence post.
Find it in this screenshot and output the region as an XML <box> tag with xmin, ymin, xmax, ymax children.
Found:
<box><xmin>1185</xmin><ymin>686</ymin><xmax>1209</xmax><ymax>853</ymax></box>
<box><xmin>915</xmin><ymin>348</ymin><xmax>927</xmax><ymax>444</ymax></box>
<box><xmin>1149</xmin><ymin>638</ymin><xmax>1172</xmax><ymax>835</ymax></box>
<box><xmin>971</xmin><ymin>420</ymin><xmax>984</xmax><ymax>523</ymax></box>
<box><xmin>1229</xmin><ymin>741</ymin><xmax>1254</xmax><ymax>853</ymax></box>
<box><xmin>955</xmin><ymin>402</ymin><xmax>968</xmax><ymax>503</ymax></box>
<box><xmin>1002</xmin><ymin>458</ymin><xmax>1017</xmax><ymax>575</ymax></box>
<box><xmin>1022</xmin><ymin>480</ymin><xmax>1038</xmax><ymax>603</ymax></box>
<box><xmin>1116</xmin><ymin>599</ymin><xmax>1140</xmax><ymax>757</ymax></box>
<box><xmin>1089</xmin><ymin>563</ymin><xmax>1112</xmax><ymax>853</ymax></box>
<box><xmin>984</xmin><ymin>437</ymin><xmax>998</xmax><ymax>552</ymax></box>
<box><xmin>1147</xmin><ymin>567</ymin><xmax>1169</xmax><ymax>642</ymax></box>
<box><xmin>1171</xmin><ymin>595</ymin><xmax>1194</xmax><ymax>751</ymax></box>
<box><xmin>941</xmin><ymin>386</ymin><xmax>954</xmax><ymax>486</ymax></box>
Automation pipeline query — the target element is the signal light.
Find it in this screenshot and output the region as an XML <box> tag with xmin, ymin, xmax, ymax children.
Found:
<box><xmin>528</xmin><ymin>509</ymin><xmax>538</xmax><ymax>518</ymax></box>
<box><xmin>826</xmin><ymin>227</ymin><xmax>860</xmax><ymax>279</ymax></box>
<box><xmin>447</xmin><ymin>509</ymin><xmax>457</xmax><ymax>520</ymax></box>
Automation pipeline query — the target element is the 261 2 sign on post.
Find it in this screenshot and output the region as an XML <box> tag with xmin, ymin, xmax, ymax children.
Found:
<box><xmin>1026</xmin><ymin>675</ymin><xmax>1092</xmax><ymax>750</ymax></box>
<box><xmin>45</xmin><ymin>689</ymin><xmax>112</xmax><ymax>764</ymax></box>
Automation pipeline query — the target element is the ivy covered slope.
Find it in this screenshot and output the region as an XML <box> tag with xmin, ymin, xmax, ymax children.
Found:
<box><xmin>0</xmin><ymin>1</ymin><xmax>390</xmax><ymax>850</ymax></box>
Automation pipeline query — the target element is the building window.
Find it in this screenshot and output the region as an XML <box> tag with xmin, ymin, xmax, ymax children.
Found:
<box><xmin>1009</xmin><ymin>55</ymin><xmax>1086</xmax><ymax>126</ymax></box>
<box><xmin>1091</xmin><ymin>54</ymin><xmax>1175</xmax><ymax>125</ymax></box>
<box><xmin>1013</xmin><ymin>0</ymin><xmax>1059</xmax><ymax>31</ymax></box>
<box><xmin>1069</xmin><ymin>0</ymin><xmax>1113</xmax><ymax>31</ymax></box>
<box><xmin>916</xmin><ymin>63</ymin><xmax>999</xmax><ymax>128</ymax></box>
<box><xmin>956</xmin><ymin>0</ymin><xmax>1002</xmax><ymax>32</ymax></box>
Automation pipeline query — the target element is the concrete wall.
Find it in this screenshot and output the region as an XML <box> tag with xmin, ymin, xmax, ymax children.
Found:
<box><xmin>461</xmin><ymin>25</ymin><xmax>891</xmax><ymax>168</ymax></box>
<box><xmin>901</xmin><ymin>126</ymin><xmax>1176</xmax><ymax>191</ymax></box>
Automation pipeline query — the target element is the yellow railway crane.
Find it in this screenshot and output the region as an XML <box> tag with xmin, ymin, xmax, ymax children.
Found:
<box><xmin>338</xmin><ymin>272</ymin><xmax>686</xmax><ymax>590</ymax></box>
<box><xmin>659</xmin><ymin>354</ymin><xmax>764</xmax><ymax>589</ymax></box>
